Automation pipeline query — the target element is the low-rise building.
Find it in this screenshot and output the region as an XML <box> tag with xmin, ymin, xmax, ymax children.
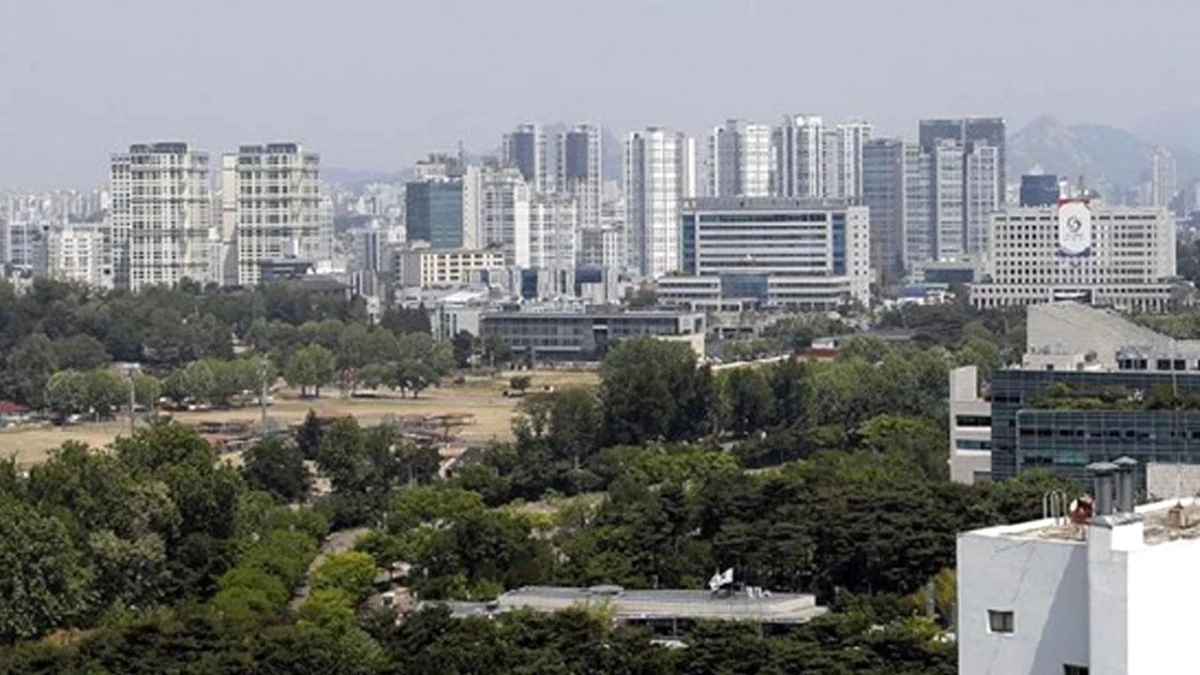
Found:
<box><xmin>479</xmin><ymin>309</ymin><xmax>706</xmax><ymax>362</ymax></box>
<box><xmin>396</xmin><ymin>248</ymin><xmax>506</xmax><ymax>288</ymax></box>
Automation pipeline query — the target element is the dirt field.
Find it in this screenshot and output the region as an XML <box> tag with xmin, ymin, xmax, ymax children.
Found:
<box><xmin>1</xmin><ymin>370</ymin><xmax>598</xmax><ymax>467</ymax></box>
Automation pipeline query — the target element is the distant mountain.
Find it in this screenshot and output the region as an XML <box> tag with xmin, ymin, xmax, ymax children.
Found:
<box><xmin>1008</xmin><ymin>115</ymin><xmax>1200</xmax><ymax>192</ymax></box>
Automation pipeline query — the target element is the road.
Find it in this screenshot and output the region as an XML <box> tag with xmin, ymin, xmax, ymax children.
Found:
<box><xmin>289</xmin><ymin>526</ymin><xmax>371</xmax><ymax>611</ymax></box>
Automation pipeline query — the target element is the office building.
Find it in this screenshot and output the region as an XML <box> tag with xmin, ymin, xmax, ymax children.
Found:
<box><xmin>480</xmin><ymin>309</ymin><xmax>706</xmax><ymax>362</ymax></box>
<box><xmin>1019</xmin><ymin>173</ymin><xmax>1060</xmax><ymax>207</ymax></box>
<box><xmin>862</xmin><ymin>138</ymin><xmax>907</xmax><ymax>281</ymax></box>
<box><xmin>707</xmin><ymin>119</ymin><xmax>772</xmax><ymax>198</ymax></box>
<box><xmin>529</xmin><ymin>195</ymin><xmax>578</xmax><ymax>272</ymax></box>
<box><xmin>108</xmin><ymin>142</ymin><xmax>211</xmax><ymax>290</ymax></box>
<box><xmin>918</xmin><ymin>117</ymin><xmax>1006</xmax><ymax>194</ymax></box>
<box><xmin>503</xmin><ymin>124</ymin><xmax>552</xmax><ymax>193</ymax></box>
<box><xmin>969</xmin><ymin>200</ymin><xmax>1178</xmax><ymax>311</ymax></box>
<box><xmin>406</xmin><ymin>177</ymin><xmax>466</xmax><ymax>250</ymax></box>
<box><xmin>1</xmin><ymin>220</ymin><xmax>49</xmax><ymax>276</ymax></box>
<box><xmin>958</xmin><ymin>462</ymin><xmax>1199</xmax><ymax>675</ymax></box>
<box><xmin>46</xmin><ymin>223</ymin><xmax>107</xmax><ymax>288</ymax></box>
<box><xmin>557</xmin><ymin>124</ymin><xmax>603</xmax><ymax>228</ymax></box>
<box><xmin>227</xmin><ymin>143</ymin><xmax>327</xmax><ymax>287</ymax></box>
<box><xmin>626</xmin><ymin>128</ymin><xmax>695</xmax><ymax>278</ymax></box>
<box><xmin>396</xmin><ymin>248</ymin><xmax>505</xmax><ymax>288</ymax></box>
<box><xmin>1151</xmin><ymin>147</ymin><xmax>1177</xmax><ymax>209</ymax></box>
<box><xmin>657</xmin><ymin>197</ymin><xmax>870</xmax><ymax>310</ymax></box>
<box><xmin>821</xmin><ymin>120</ymin><xmax>872</xmax><ymax>199</ymax></box>
<box><xmin>481</xmin><ymin>168</ymin><xmax>531</xmax><ymax>267</ymax></box>
<box><xmin>902</xmin><ymin>138</ymin><xmax>1001</xmax><ymax>266</ymax></box>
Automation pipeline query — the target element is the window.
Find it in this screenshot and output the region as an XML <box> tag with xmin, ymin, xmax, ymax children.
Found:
<box><xmin>987</xmin><ymin>609</ymin><xmax>1014</xmax><ymax>633</ymax></box>
<box><xmin>1063</xmin><ymin>665</ymin><xmax>1088</xmax><ymax>675</ymax></box>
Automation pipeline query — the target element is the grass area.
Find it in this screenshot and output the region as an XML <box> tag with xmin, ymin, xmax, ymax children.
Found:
<box><xmin>1</xmin><ymin>370</ymin><xmax>598</xmax><ymax>468</ymax></box>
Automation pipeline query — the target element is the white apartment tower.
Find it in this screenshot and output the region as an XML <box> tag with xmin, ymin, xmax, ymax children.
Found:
<box><xmin>557</xmin><ymin>124</ymin><xmax>603</xmax><ymax>229</ymax></box>
<box><xmin>708</xmin><ymin>119</ymin><xmax>772</xmax><ymax>198</ymax></box>
<box><xmin>107</xmin><ymin>142</ymin><xmax>211</xmax><ymax>291</ymax></box>
<box><xmin>529</xmin><ymin>195</ymin><xmax>578</xmax><ymax>272</ymax></box>
<box><xmin>822</xmin><ymin>120</ymin><xmax>872</xmax><ymax>199</ymax></box>
<box><xmin>1151</xmin><ymin>147</ymin><xmax>1177</xmax><ymax>209</ymax></box>
<box><xmin>226</xmin><ymin>143</ymin><xmax>327</xmax><ymax>286</ymax></box>
<box><xmin>481</xmin><ymin>167</ymin><xmax>532</xmax><ymax>268</ymax></box>
<box><xmin>502</xmin><ymin>124</ymin><xmax>552</xmax><ymax>194</ymax></box>
<box><xmin>626</xmin><ymin>128</ymin><xmax>695</xmax><ymax>278</ymax></box>
<box><xmin>773</xmin><ymin>115</ymin><xmax>824</xmax><ymax>199</ymax></box>
<box><xmin>47</xmin><ymin>223</ymin><xmax>108</xmax><ymax>289</ymax></box>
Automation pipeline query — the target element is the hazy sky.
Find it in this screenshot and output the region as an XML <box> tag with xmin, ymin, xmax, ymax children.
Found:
<box><xmin>1</xmin><ymin>0</ymin><xmax>1196</xmax><ymax>188</ymax></box>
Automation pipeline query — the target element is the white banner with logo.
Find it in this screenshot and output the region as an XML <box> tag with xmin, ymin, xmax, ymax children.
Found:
<box><xmin>1056</xmin><ymin>201</ymin><xmax>1092</xmax><ymax>258</ymax></box>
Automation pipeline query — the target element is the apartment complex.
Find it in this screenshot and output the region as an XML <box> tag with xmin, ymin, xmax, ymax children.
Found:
<box><xmin>46</xmin><ymin>223</ymin><xmax>107</xmax><ymax>288</ymax></box>
<box><xmin>970</xmin><ymin>200</ymin><xmax>1179</xmax><ymax>311</ymax></box>
<box><xmin>707</xmin><ymin>119</ymin><xmax>772</xmax><ymax>198</ymax></box>
<box><xmin>108</xmin><ymin>142</ymin><xmax>211</xmax><ymax>290</ymax></box>
<box><xmin>625</xmin><ymin>128</ymin><xmax>696</xmax><ymax>277</ymax></box>
<box><xmin>557</xmin><ymin>124</ymin><xmax>603</xmax><ymax>229</ymax></box>
<box><xmin>226</xmin><ymin>143</ymin><xmax>326</xmax><ymax>287</ymax></box>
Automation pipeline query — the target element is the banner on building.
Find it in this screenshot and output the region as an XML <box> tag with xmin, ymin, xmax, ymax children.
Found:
<box><xmin>1056</xmin><ymin>200</ymin><xmax>1093</xmax><ymax>258</ymax></box>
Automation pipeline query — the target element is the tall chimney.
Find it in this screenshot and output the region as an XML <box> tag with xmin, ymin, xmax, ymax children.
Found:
<box><xmin>1113</xmin><ymin>456</ymin><xmax>1138</xmax><ymax>514</ymax></box>
<box><xmin>1087</xmin><ymin>462</ymin><xmax>1119</xmax><ymax>517</ymax></box>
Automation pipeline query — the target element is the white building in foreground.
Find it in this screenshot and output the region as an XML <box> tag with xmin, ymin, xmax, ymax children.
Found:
<box><xmin>958</xmin><ymin>460</ymin><xmax>1200</xmax><ymax>674</ymax></box>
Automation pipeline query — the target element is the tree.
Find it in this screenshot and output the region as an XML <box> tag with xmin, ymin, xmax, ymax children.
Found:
<box><xmin>508</xmin><ymin>376</ymin><xmax>532</xmax><ymax>395</ymax></box>
<box><xmin>312</xmin><ymin>551</ymin><xmax>377</xmax><ymax>603</ymax></box>
<box><xmin>452</xmin><ymin>331</ymin><xmax>476</xmax><ymax>369</ymax></box>
<box><xmin>0</xmin><ymin>495</ymin><xmax>91</xmax><ymax>642</ymax></box>
<box><xmin>242</xmin><ymin>438</ymin><xmax>311</xmax><ymax>504</ymax></box>
<box><xmin>482</xmin><ymin>333</ymin><xmax>511</xmax><ymax>368</ymax></box>
<box><xmin>599</xmin><ymin>338</ymin><xmax>714</xmax><ymax>446</ymax></box>
<box><xmin>286</xmin><ymin>345</ymin><xmax>336</xmax><ymax>398</ymax></box>
<box><xmin>722</xmin><ymin>367</ymin><xmax>776</xmax><ymax>437</ymax></box>
<box><xmin>296</xmin><ymin>409</ymin><xmax>324</xmax><ymax>461</ymax></box>
<box><xmin>858</xmin><ymin>415</ymin><xmax>949</xmax><ymax>480</ymax></box>
<box><xmin>54</xmin><ymin>334</ymin><xmax>111</xmax><ymax>371</ymax></box>
<box><xmin>5</xmin><ymin>333</ymin><xmax>58</xmax><ymax>407</ymax></box>
<box><xmin>43</xmin><ymin>369</ymin><xmax>89</xmax><ymax>420</ymax></box>
<box><xmin>84</xmin><ymin>370</ymin><xmax>126</xmax><ymax>420</ymax></box>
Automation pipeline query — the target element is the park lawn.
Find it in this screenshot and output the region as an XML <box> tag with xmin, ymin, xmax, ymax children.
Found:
<box><xmin>0</xmin><ymin>370</ymin><xmax>598</xmax><ymax>468</ymax></box>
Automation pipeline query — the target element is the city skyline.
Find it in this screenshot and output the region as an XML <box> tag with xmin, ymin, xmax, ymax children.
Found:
<box><xmin>2</xmin><ymin>0</ymin><xmax>1198</xmax><ymax>187</ymax></box>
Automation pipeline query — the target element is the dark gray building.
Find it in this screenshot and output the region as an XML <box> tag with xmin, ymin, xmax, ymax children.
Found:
<box><xmin>479</xmin><ymin>309</ymin><xmax>705</xmax><ymax>362</ymax></box>
<box><xmin>918</xmin><ymin>117</ymin><xmax>1007</xmax><ymax>191</ymax></box>
<box><xmin>862</xmin><ymin>138</ymin><xmax>907</xmax><ymax>282</ymax></box>
<box><xmin>1019</xmin><ymin>174</ymin><xmax>1060</xmax><ymax>207</ymax></box>
<box><xmin>405</xmin><ymin>178</ymin><xmax>464</xmax><ymax>249</ymax></box>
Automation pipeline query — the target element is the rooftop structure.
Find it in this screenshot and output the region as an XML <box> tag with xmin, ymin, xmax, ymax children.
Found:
<box><xmin>437</xmin><ymin>585</ymin><xmax>827</xmax><ymax>626</ymax></box>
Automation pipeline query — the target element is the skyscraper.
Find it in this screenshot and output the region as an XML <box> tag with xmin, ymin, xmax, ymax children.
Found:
<box><xmin>707</xmin><ymin>119</ymin><xmax>772</xmax><ymax>198</ymax></box>
<box><xmin>1151</xmin><ymin>148</ymin><xmax>1177</xmax><ymax>209</ymax></box>
<box><xmin>918</xmin><ymin>117</ymin><xmax>1007</xmax><ymax>196</ymax></box>
<box><xmin>626</xmin><ymin>128</ymin><xmax>694</xmax><ymax>277</ymax></box>
<box><xmin>108</xmin><ymin>142</ymin><xmax>211</xmax><ymax>290</ymax></box>
<box><xmin>502</xmin><ymin>124</ymin><xmax>552</xmax><ymax>193</ymax></box>
<box><xmin>773</xmin><ymin>115</ymin><xmax>824</xmax><ymax>199</ymax></box>
<box><xmin>529</xmin><ymin>194</ymin><xmax>578</xmax><ymax>272</ymax></box>
<box><xmin>481</xmin><ymin>167</ymin><xmax>531</xmax><ymax>267</ymax></box>
<box><xmin>405</xmin><ymin>177</ymin><xmax>465</xmax><ymax>250</ymax></box>
<box><xmin>227</xmin><ymin>143</ymin><xmax>327</xmax><ymax>287</ymax></box>
<box><xmin>557</xmin><ymin>124</ymin><xmax>603</xmax><ymax>228</ymax></box>
<box><xmin>824</xmin><ymin>120</ymin><xmax>872</xmax><ymax>199</ymax></box>
<box><xmin>862</xmin><ymin>138</ymin><xmax>907</xmax><ymax>281</ymax></box>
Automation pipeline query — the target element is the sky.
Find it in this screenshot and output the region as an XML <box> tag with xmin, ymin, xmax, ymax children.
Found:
<box><xmin>1</xmin><ymin>0</ymin><xmax>1197</xmax><ymax>188</ymax></box>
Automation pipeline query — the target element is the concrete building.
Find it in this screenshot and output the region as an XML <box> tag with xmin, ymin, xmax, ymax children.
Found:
<box><xmin>918</xmin><ymin>117</ymin><xmax>1006</xmax><ymax>197</ymax></box>
<box><xmin>479</xmin><ymin>309</ymin><xmax>706</xmax><ymax>362</ymax></box>
<box><xmin>529</xmin><ymin>194</ymin><xmax>578</xmax><ymax>272</ymax></box>
<box><xmin>557</xmin><ymin>124</ymin><xmax>603</xmax><ymax>229</ymax></box>
<box><xmin>970</xmin><ymin>200</ymin><xmax>1180</xmax><ymax>311</ymax></box>
<box><xmin>1</xmin><ymin>219</ymin><xmax>49</xmax><ymax>277</ymax></box>
<box><xmin>1151</xmin><ymin>147</ymin><xmax>1177</xmax><ymax>210</ymax></box>
<box><xmin>503</xmin><ymin>123</ymin><xmax>552</xmax><ymax>193</ymax></box>
<box><xmin>46</xmin><ymin>223</ymin><xmax>107</xmax><ymax>288</ymax></box>
<box><xmin>439</xmin><ymin>585</ymin><xmax>827</xmax><ymax>628</ymax></box>
<box><xmin>227</xmin><ymin>143</ymin><xmax>327</xmax><ymax>287</ymax></box>
<box><xmin>862</xmin><ymin>138</ymin><xmax>907</xmax><ymax>281</ymax></box>
<box><xmin>949</xmin><ymin>365</ymin><xmax>993</xmax><ymax>484</ymax></box>
<box><xmin>1020</xmin><ymin>173</ymin><xmax>1060</xmax><ymax>207</ymax></box>
<box><xmin>773</xmin><ymin>114</ymin><xmax>824</xmax><ymax>199</ymax></box>
<box><xmin>406</xmin><ymin>177</ymin><xmax>465</xmax><ymax>250</ymax></box>
<box><xmin>707</xmin><ymin>119</ymin><xmax>772</xmax><ymax>198</ymax></box>
<box><xmin>821</xmin><ymin>120</ymin><xmax>872</xmax><ymax>199</ymax></box>
<box><xmin>480</xmin><ymin>168</ymin><xmax>531</xmax><ymax>267</ymax></box>
<box><xmin>657</xmin><ymin>197</ymin><xmax>870</xmax><ymax>310</ymax></box>
<box><xmin>626</xmin><ymin>128</ymin><xmax>695</xmax><ymax>278</ymax></box>
<box><xmin>108</xmin><ymin>142</ymin><xmax>211</xmax><ymax>290</ymax></box>
<box><xmin>957</xmin><ymin>463</ymin><xmax>1200</xmax><ymax>675</ymax></box>
<box><xmin>396</xmin><ymin>248</ymin><xmax>505</xmax><ymax>288</ymax></box>
<box><xmin>903</xmin><ymin>139</ymin><xmax>1001</xmax><ymax>267</ymax></box>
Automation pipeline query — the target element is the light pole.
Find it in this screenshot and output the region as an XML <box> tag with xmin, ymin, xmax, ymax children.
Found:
<box><xmin>125</xmin><ymin>366</ymin><xmax>137</xmax><ymax>436</ymax></box>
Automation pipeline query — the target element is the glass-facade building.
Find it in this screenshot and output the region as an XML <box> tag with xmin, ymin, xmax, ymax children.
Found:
<box><xmin>405</xmin><ymin>179</ymin><xmax>464</xmax><ymax>249</ymax></box>
<box><xmin>990</xmin><ymin>368</ymin><xmax>1200</xmax><ymax>488</ymax></box>
<box><xmin>1019</xmin><ymin>174</ymin><xmax>1060</xmax><ymax>207</ymax></box>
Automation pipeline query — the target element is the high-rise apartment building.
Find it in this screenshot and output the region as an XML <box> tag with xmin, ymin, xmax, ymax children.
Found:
<box><xmin>918</xmin><ymin>117</ymin><xmax>1007</xmax><ymax>193</ymax></box>
<box><xmin>529</xmin><ymin>195</ymin><xmax>578</xmax><ymax>272</ymax></box>
<box><xmin>108</xmin><ymin>142</ymin><xmax>211</xmax><ymax>291</ymax></box>
<box><xmin>773</xmin><ymin>115</ymin><xmax>824</xmax><ymax>199</ymax></box>
<box><xmin>823</xmin><ymin>120</ymin><xmax>872</xmax><ymax>199</ymax></box>
<box><xmin>1151</xmin><ymin>147</ymin><xmax>1177</xmax><ymax>209</ymax></box>
<box><xmin>862</xmin><ymin>138</ymin><xmax>907</xmax><ymax>281</ymax></box>
<box><xmin>625</xmin><ymin>128</ymin><xmax>695</xmax><ymax>278</ymax></box>
<box><xmin>406</xmin><ymin>177</ymin><xmax>466</xmax><ymax>250</ymax></box>
<box><xmin>46</xmin><ymin>223</ymin><xmax>107</xmax><ymax>288</ymax></box>
<box><xmin>503</xmin><ymin>124</ymin><xmax>552</xmax><ymax>194</ymax></box>
<box><xmin>902</xmin><ymin>139</ymin><xmax>1000</xmax><ymax>267</ymax></box>
<box><xmin>707</xmin><ymin>119</ymin><xmax>772</xmax><ymax>198</ymax></box>
<box><xmin>481</xmin><ymin>167</ymin><xmax>531</xmax><ymax>267</ymax></box>
<box><xmin>226</xmin><ymin>143</ymin><xmax>327</xmax><ymax>287</ymax></box>
<box><xmin>557</xmin><ymin>124</ymin><xmax>603</xmax><ymax>229</ymax></box>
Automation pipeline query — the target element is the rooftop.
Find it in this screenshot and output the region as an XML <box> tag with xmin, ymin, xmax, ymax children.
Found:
<box><xmin>968</xmin><ymin>496</ymin><xmax>1200</xmax><ymax>547</ymax></box>
<box><xmin>433</xmin><ymin>585</ymin><xmax>827</xmax><ymax>624</ymax></box>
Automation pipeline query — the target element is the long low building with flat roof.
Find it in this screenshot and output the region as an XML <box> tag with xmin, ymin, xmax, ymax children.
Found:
<box><xmin>479</xmin><ymin>309</ymin><xmax>706</xmax><ymax>362</ymax></box>
<box><xmin>434</xmin><ymin>584</ymin><xmax>827</xmax><ymax>627</ymax></box>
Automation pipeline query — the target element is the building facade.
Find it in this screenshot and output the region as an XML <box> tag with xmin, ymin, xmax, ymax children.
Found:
<box><xmin>918</xmin><ymin>117</ymin><xmax>1006</xmax><ymax>195</ymax></box>
<box><xmin>902</xmin><ymin>139</ymin><xmax>1001</xmax><ymax>267</ymax></box>
<box><xmin>557</xmin><ymin>124</ymin><xmax>603</xmax><ymax>229</ymax></box>
<box><xmin>970</xmin><ymin>201</ymin><xmax>1179</xmax><ymax>311</ymax></box>
<box><xmin>773</xmin><ymin>114</ymin><xmax>824</xmax><ymax>199</ymax></box>
<box><xmin>625</xmin><ymin>128</ymin><xmax>695</xmax><ymax>278</ymax></box>
<box><xmin>658</xmin><ymin>197</ymin><xmax>870</xmax><ymax>309</ymax></box>
<box><xmin>479</xmin><ymin>309</ymin><xmax>706</xmax><ymax>362</ymax></box>
<box><xmin>108</xmin><ymin>142</ymin><xmax>211</xmax><ymax>290</ymax></box>
<box><xmin>529</xmin><ymin>194</ymin><xmax>578</xmax><ymax>272</ymax></box>
<box><xmin>406</xmin><ymin>177</ymin><xmax>466</xmax><ymax>251</ymax></box>
<box><xmin>1019</xmin><ymin>173</ymin><xmax>1060</xmax><ymax>207</ymax></box>
<box><xmin>503</xmin><ymin>123</ymin><xmax>552</xmax><ymax>194</ymax></box>
<box><xmin>707</xmin><ymin>119</ymin><xmax>772</xmax><ymax>198</ymax></box>
<box><xmin>481</xmin><ymin>168</ymin><xmax>531</xmax><ymax>267</ymax></box>
<box><xmin>397</xmin><ymin>248</ymin><xmax>505</xmax><ymax>288</ymax></box>
<box><xmin>227</xmin><ymin>143</ymin><xmax>326</xmax><ymax>287</ymax></box>
<box><xmin>862</xmin><ymin>138</ymin><xmax>907</xmax><ymax>281</ymax></box>
<box><xmin>46</xmin><ymin>223</ymin><xmax>107</xmax><ymax>288</ymax></box>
